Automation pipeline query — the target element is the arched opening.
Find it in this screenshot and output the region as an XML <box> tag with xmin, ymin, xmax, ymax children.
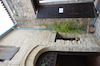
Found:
<box><xmin>36</xmin><ymin>51</ymin><xmax>100</xmax><ymax>66</ymax></box>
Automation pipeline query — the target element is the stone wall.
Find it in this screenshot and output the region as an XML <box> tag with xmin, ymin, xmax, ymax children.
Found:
<box><xmin>6</xmin><ymin>0</ymin><xmax>92</xmax><ymax>27</ymax></box>
<box><xmin>6</xmin><ymin>0</ymin><xmax>100</xmax><ymax>40</ymax></box>
<box><xmin>6</xmin><ymin>0</ymin><xmax>36</xmax><ymax>27</ymax></box>
<box><xmin>95</xmin><ymin>15</ymin><xmax>100</xmax><ymax>40</ymax></box>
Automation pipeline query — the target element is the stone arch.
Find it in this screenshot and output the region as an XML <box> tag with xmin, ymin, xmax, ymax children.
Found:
<box><xmin>25</xmin><ymin>46</ymin><xmax>49</xmax><ymax>66</ymax></box>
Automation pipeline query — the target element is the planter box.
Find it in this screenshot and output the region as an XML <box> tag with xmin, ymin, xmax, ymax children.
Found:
<box><xmin>55</xmin><ymin>32</ymin><xmax>82</xmax><ymax>42</ymax></box>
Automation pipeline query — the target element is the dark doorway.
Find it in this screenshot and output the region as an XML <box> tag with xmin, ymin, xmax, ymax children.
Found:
<box><xmin>56</xmin><ymin>53</ymin><xmax>100</xmax><ymax>66</ymax></box>
<box><xmin>35</xmin><ymin>52</ymin><xmax>100</xmax><ymax>66</ymax></box>
<box><xmin>56</xmin><ymin>55</ymin><xmax>87</xmax><ymax>66</ymax></box>
<box><xmin>31</xmin><ymin>0</ymin><xmax>96</xmax><ymax>18</ymax></box>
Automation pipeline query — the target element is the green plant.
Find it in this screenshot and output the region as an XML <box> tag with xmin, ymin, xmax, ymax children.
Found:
<box><xmin>45</xmin><ymin>20</ymin><xmax>85</xmax><ymax>34</ymax></box>
<box><xmin>14</xmin><ymin>14</ymin><xmax>18</xmax><ymax>17</ymax></box>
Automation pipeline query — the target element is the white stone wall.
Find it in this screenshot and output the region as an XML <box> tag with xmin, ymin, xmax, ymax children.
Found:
<box><xmin>95</xmin><ymin>15</ymin><xmax>100</xmax><ymax>40</ymax></box>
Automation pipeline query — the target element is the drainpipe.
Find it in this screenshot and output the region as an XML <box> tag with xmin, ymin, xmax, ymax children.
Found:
<box><xmin>13</xmin><ymin>28</ymin><xmax>87</xmax><ymax>30</ymax></box>
<box><xmin>13</xmin><ymin>28</ymin><xmax>56</xmax><ymax>30</ymax></box>
<box><xmin>92</xmin><ymin>11</ymin><xmax>99</xmax><ymax>27</ymax></box>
